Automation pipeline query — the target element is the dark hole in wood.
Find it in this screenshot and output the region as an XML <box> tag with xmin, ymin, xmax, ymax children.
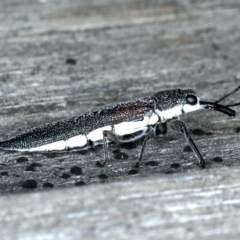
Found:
<box><xmin>22</xmin><ymin>179</ymin><xmax>37</xmax><ymax>189</ymax></box>
<box><xmin>70</xmin><ymin>166</ymin><xmax>82</xmax><ymax>175</ymax></box>
<box><xmin>66</xmin><ymin>58</ymin><xmax>77</xmax><ymax>65</ymax></box>
<box><xmin>75</xmin><ymin>181</ymin><xmax>85</xmax><ymax>186</ymax></box>
<box><xmin>43</xmin><ymin>182</ymin><xmax>54</xmax><ymax>188</ymax></box>
<box><xmin>236</xmin><ymin>127</ymin><xmax>240</xmax><ymax>133</ymax></box>
<box><xmin>98</xmin><ymin>173</ymin><xmax>108</xmax><ymax>180</ymax></box>
<box><xmin>128</xmin><ymin>169</ymin><xmax>139</xmax><ymax>175</ymax></box>
<box><xmin>184</xmin><ymin>146</ymin><xmax>192</xmax><ymax>152</ymax></box>
<box><xmin>16</xmin><ymin>157</ymin><xmax>29</xmax><ymax>163</ymax></box>
<box><xmin>192</xmin><ymin>129</ymin><xmax>205</xmax><ymax>136</ymax></box>
<box><xmin>171</xmin><ymin>163</ymin><xmax>181</xmax><ymax>169</ymax></box>
<box><xmin>145</xmin><ymin>160</ymin><xmax>158</xmax><ymax>167</ymax></box>
<box><xmin>1</xmin><ymin>171</ymin><xmax>9</xmax><ymax>176</ymax></box>
<box><xmin>61</xmin><ymin>173</ymin><xmax>70</xmax><ymax>179</ymax></box>
<box><xmin>212</xmin><ymin>157</ymin><xmax>223</xmax><ymax>163</ymax></box>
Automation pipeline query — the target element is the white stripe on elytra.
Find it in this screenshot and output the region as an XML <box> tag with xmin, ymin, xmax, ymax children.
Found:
<box><xmin>29</xmin><ymin>134</ymin><xmax>88</xmax><ymax>151</ymax></box>
<box><xmin>87</xmin><ymin>125</ymin><xmax>112</xmax><ymax>142</ymax></box>
<box><xmin>114</xmin><ymin>115</ymin><xmax>158</xmax><ymax>136</ymax></box>
<box><xmin>26</xmin><ymin>113</ymin><xmax>160</xmax><ymax>152</ymax></box>
<box><xmin>27</xmin><ymin>126</ymin><xmax>112</xmax><ymax>152</ymax></box>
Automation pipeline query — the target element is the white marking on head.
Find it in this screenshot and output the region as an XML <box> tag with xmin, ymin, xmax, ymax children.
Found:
<box><xmin>182</xmin><ymin>99</ymin><xmax>203</xmax><ymax>113</ymax></box>
<box><xmin>155</xmin><ymin>95</ymin><xmax>203</xmax><ymax>122</ymax></box>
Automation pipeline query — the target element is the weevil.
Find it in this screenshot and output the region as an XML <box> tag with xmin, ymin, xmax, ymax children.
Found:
<box><xmin>0</xmin><ymin>86</ymin><xmax>240</xmax><ymax>169</ymax></box>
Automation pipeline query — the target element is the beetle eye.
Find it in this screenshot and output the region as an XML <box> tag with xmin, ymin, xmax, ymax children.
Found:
<box><xmin>186</xmin><ymin>95</ymin><xmax>197</xmax><ymax>105</ymax></box>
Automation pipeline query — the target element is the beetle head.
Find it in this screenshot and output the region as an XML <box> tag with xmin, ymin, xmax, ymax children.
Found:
<box><xmin>152</xmin><ymin>87</ymin><xmax>240</xmax><ymax>119</ymax></box>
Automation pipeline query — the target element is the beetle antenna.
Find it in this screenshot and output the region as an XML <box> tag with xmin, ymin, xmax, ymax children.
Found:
<box><xmin>215</xmin><ymin>85</ymin><xmax>240</xmax><ymax>104</ymax></box>
<box><xmin>225</xmin><ymin>102</ymin><xmax>240</xmax><ymax>107</ymax></box>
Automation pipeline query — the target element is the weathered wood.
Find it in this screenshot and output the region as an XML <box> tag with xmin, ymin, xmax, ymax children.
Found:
<box><xmin>0</xmin><ymin>0</ymin><xmax>240</xmax><ymax>239</ymax></box>
<box><xmin>1</xmin><ymin>168</ymin><xmax>240</xmax><ymax>240</ymax></box>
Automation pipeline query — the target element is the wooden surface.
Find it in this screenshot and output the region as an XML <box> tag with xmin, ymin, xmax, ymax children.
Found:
<box><xmin>0</xmin><ymin>0</ymin><xmax>240</xmax><ymax>239</ymax></box>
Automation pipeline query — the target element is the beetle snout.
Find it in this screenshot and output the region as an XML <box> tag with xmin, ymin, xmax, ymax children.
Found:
<box><xmin>200</xmin><ymin>101</ymin><xmax>236</xmax><ymax>117</ymax></box>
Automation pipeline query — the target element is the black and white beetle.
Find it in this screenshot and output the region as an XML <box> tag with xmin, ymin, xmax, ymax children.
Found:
<box><xmin>0</xmin><ymin>86</ymin><xmax>240</xmax><ymax>169</ymax></box>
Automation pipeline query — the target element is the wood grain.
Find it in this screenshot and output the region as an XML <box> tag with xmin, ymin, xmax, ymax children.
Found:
<box><xmin>0</xmin><ymin>0</ymin><xmax>240</xmax><ymax>239</ymax></box>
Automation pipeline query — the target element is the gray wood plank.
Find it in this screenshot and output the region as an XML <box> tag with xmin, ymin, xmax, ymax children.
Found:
<box><xmin>1</xmin><ymin>168</ymin><xmax>240</xmax><ymax>240</ymax></box>
<box><xmin>0</xmin><ymin>0</ymin><xmax>240</xmax><ymax>239</ymax></box>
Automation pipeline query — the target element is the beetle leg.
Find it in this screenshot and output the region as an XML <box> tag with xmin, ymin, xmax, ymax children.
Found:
<box><xmin>132</xmin><ymin>126</ymin><xmax>155</xmax><ymax>170</ymax></box>
<box><xmin>98</xmin><ymin>130</ymin><xmax>128</xmax><ymax>167</ymax></box>
<box><xmin>168</xmin><ymin>119</ymin><xmax>205</xmax><ymax>168</ymax></box>
<box><xmin>100</xmin><ymin>127</ymin><xmax>155</xmax><ymax>169</ymax></box>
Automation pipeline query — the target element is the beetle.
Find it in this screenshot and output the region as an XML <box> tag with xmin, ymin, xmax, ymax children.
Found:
<box><xmin>0</xmin><ymin>86</ymin><xmax>239</xmax><ymax>169</ymax></box>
